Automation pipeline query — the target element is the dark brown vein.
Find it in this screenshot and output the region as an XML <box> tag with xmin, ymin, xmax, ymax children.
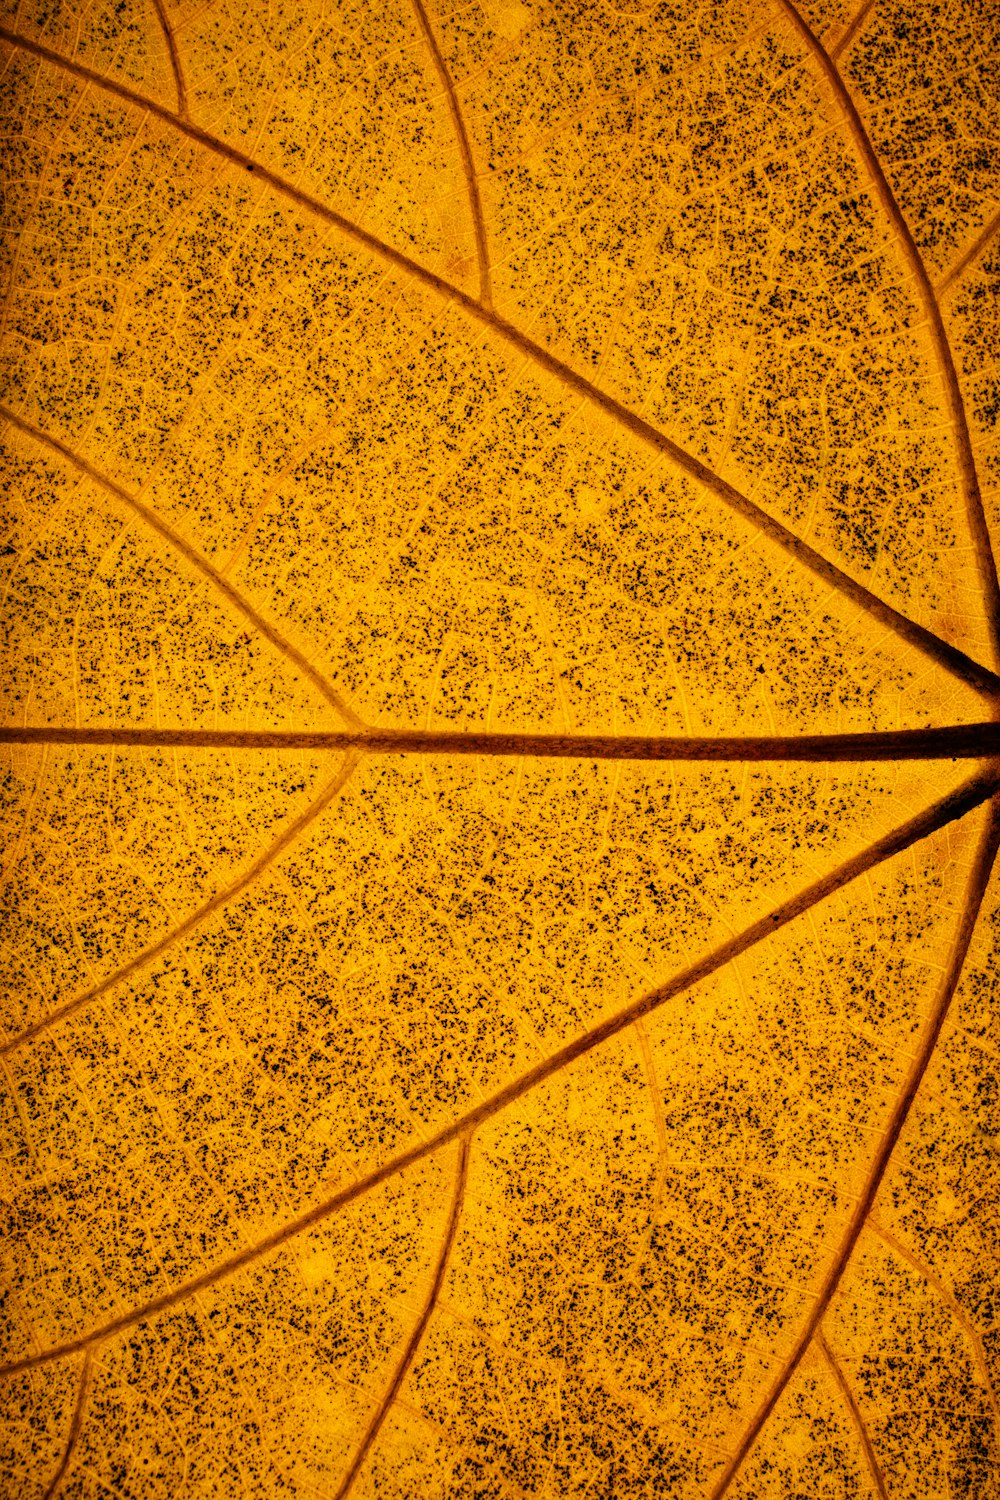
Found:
<box><xmin>333</xmin><ymin>1136</ymin><xmax>471</xmax><ymax>1499</ymax></box>
<box><xmin>41</xmin><ymin>1350</ymin><xmax>93</xmax><ymax>1500</ymax></box>
<box><xmin>938</xmin><ymin>205</ymin><xmax>1000</xmax><ymax>296</ymax></box>
<box><xmin>2</xmin><ymin>767</ymin><xmax>994</xmax><ymax>1381</ymax></box>
<box><xmin>0</xmin><ymin>755</ymin><xmax>358</xmax><ymax>1058</ymax></box>
<box><xmin>0</xmin><ymin>405</ymin><xmax>364</xmax><ymax>730</ymax></box>
<box><xmin>829</xmin><ymin>0</ymin><xmax>877</xmax><ymax>59</ymax></box>
<box><xmin>409</xmin><ymin>0</ymin><xmax>491</xmax><ymax>306</ymax></box>
<box><xmin>150</xmin><ymin>0</ymin><xmax>187</xmax><ymax>119</ymax></box>
<box><xmin>708</xmin><ymin>791</ymin><xmax>1000</xmax><ymax>1499</ymax></box>
<box><xmin>1</xmin><ymin>28</ymin><xmax>997</xmax><ymax>699</ymax></box>
<box><xmin>778</xmin><ymin>0</ymin><xmax>1000</xmax><ymax>661</ymax></box>
<box><xmin>867</xmin><ymin>1218</ymin><xmax>1000</xmax><ymax>1429</ymax></box>
<box><xmin>815</xmin><ymin>1327</ymin><xmax>887</xmax><ymax>1499</ymax></box>
<box><xmin>2</xmin><ymin>721</ymin><xmax>999</xmax><ymax>760</ymax></box>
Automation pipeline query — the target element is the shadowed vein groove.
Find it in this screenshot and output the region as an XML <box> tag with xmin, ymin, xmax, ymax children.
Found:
<box><xmin>333</xmin><ymin>1137</ymin><xmax>471</xmax><ymax>1500</ymax></box>
<box><xmin>150</xmin><ymin>0</ymin><xmax>187</xmax><ymax>118</ymax></box>
<box><xmin>0</xmin><ymin>755</ymin><xmax>359</xmax><ymax>1059</ymax></box>
<box><xmin>0</xmin><ymin>404</ymin><xmax>364</xmax><ymax>729</ymax></box>
<box><xmin>709</xmin><ymin>792</ymin><xmax>1000</xmax><ymax>1499</ymax></box>
<box><xmin>1</xmin><ymin>769</ymin><xmax>994</xmax><ymax>1380</ymax></box>
<box><xmin>815</xmin><ymin>1328</ymin><xmax>888</xmax><ymax>1499</ymax></box>
<box><xmin>409</xmin><ymin>0</ymin><xmax>491</xmax><ymax>306</ymax></box>
<box><xmin>41</xmin><ymin>1350</ymin><xmax>92</xmax><ymax>1500</ymax></box>
<box><xmin>938</xmin><ymin>206</ymin><xmax>1000</xmax><ymax>295</ymax></box>
<box><xmin>0</xmin><ymin>26</ymin><xmax>997</xmax><ymax>698</ymax></box>
<box><xmin>2</xmin><ymin>722</ymin><xmax>999</xmax><ymax>760</ymax></box>
<box><xmin>779</xmin><ymin>0</ymin><xmax>1000</xmax><ymax>659</ymax></box>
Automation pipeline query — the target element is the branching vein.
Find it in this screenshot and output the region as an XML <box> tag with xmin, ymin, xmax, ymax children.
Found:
<box><xmin>707</xmin><ymin>794</ymin><xmax>1000</xmax><ymax>1498</ymax></box>
<box><xmin>938</xmin><ymin>205</ymin><xmax>1000</xmax><ymax>295</ymax></box>
<box><xmin>333</xmin><ymin>1136</ymin><xmax>471</xmax><ymax>1499</ymax></box>
<box><xmin>815</xmin><ymin>1327</ymin><xmax>888</xmax><ymax>1499</ymax></box>
<box><xmin>150</xmin><ymin>0</ymin><xmax>187</xmax><ymax>119</ymax></box>
<box><xmin>2</xmin><ymin>768</ymin><xmax>993</xmax><ymax>1380</ymax></box>
<box><xmin>0</xmin><ymin>754</ymin><xmax>358</xmax><ymax>1057</ymax></box>
<box><xmin>779</xmin><ymin>0</ymin><xmax>1000</xmax><ymax>659</ymax></box>
<box><xmin>409</xmin><ymin>0</ymin><xmax>491</xmax><ymax>306</ymax></box>
<box><xmin>829</xmin><ymin>0</ymin><xmax>877</xmax><ymax>59</ymax></box>
<box><xmin>41</xmin><ymin>1350</ymin><xmax>93</xmax><ymax>1500</ymax></box>
<box><xmin>867</xmin><ymin>1218</ymin><xmax>1000</xmax><ymax>1430</ymax></box>
<box><xmin>0</xmin><ymin>405</ymin><xmax>364</xmax><ymax>729</ymax></box>
<box><xmin>0</xmin><ymin>26</ymin><xmax>997</xmax><ymax>697</ymax></box>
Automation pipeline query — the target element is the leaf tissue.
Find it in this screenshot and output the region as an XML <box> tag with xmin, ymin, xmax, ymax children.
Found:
<box><xmin>1</xmin><ymin>0</ymin><xmax>1000</xmax><ymax>1494</ymax></box>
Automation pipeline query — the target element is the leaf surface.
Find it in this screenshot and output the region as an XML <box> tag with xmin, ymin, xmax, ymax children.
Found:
<box><xmin>1</xmin><ymin>0</ymin><xmax>999</xmax><ymax>1495</ymax></box>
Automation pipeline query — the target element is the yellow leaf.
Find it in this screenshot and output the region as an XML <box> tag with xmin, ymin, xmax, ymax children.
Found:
<box><xmin>1</xmin><ymin>0</ymin><xmax>999</xmax><ymax>1494</ymax></box>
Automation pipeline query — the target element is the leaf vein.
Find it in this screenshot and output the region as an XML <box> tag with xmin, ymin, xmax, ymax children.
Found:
<box><xmin>1</xmin><ymin>25</ymin><xmax>996</xmax><ymax>696</ymax></box>
<box><xmin>707</xmin><ymin>791</ymin><xmax>1000</xmax><ymax>1498</ymax></box>
<box><xmin>937</xmin><ymin>205</ymin><xmax>1000</xmax><ymax>296</ymax></box>
<box><xmin>333</xmin><ymin>1136</ymin><xmax>471</xmax><ymax>1499</ymax></box>
<box><xmin>867</xmin><ymin>1218</ymin><xmax>1000</xmax><ymax>1432</ymax></box>
<box><xmin>0</xmin><ymin>405</ymin><xmax>364</xmax><ymax>730</ymax></box>
<box><xmin>2</xmin><ymin>769</ymin><xmax>993</xmax><ymax>1381</ymax></box>
<box><xmin>815</xmin><ymin>1327</ymin><xmax>888</xmax><ymax>1500</ymax></box>
<box><xmin>0</xmin><ymin>754</ymin><xmax>359</xmax><ymax>1058</ymax></box>
<box><xmin>41</xmin><ymin>1350</ymin><xmax>93</xmax><ymax>1500</ymax></box>
<box><xmin>409</xmin><ymin>0</ymin><xmax>490</xmax><ymax>306</ymax></box>
<box><xmin>829</xmin><ymin>0</ymin><xmax>878</xmax><ymax>60</ymax></box>
<box><xmin>150</xmin><ymin>0</ymin><xmax>187</xmax><ymax>119</ymax></box>
<box><xmin>2</xmin><ymin>722</ymin><xmax>998</xmax><ymax>759</ymax></box>
<box><xmin>779</xmin><ymin>0</ymin><xmax>1000</xmax><ymax>659</ymax></box>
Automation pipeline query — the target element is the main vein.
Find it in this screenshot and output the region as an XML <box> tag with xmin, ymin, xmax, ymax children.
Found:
<box><xmin>1</xmin><ymin>26</ymin><xmax>998</xmax><ymax>698</ymax></box>
<box><xmin>2</xmin><ymin>722</ymin><xmax>999</xmax><ymax>760</ymax></box>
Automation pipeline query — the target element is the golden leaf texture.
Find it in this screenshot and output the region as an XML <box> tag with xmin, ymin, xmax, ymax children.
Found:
<box><xmin>1</xmin><ymin>0</ymin><xmax>1000</xmax><ymax>1493</ymax></box>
